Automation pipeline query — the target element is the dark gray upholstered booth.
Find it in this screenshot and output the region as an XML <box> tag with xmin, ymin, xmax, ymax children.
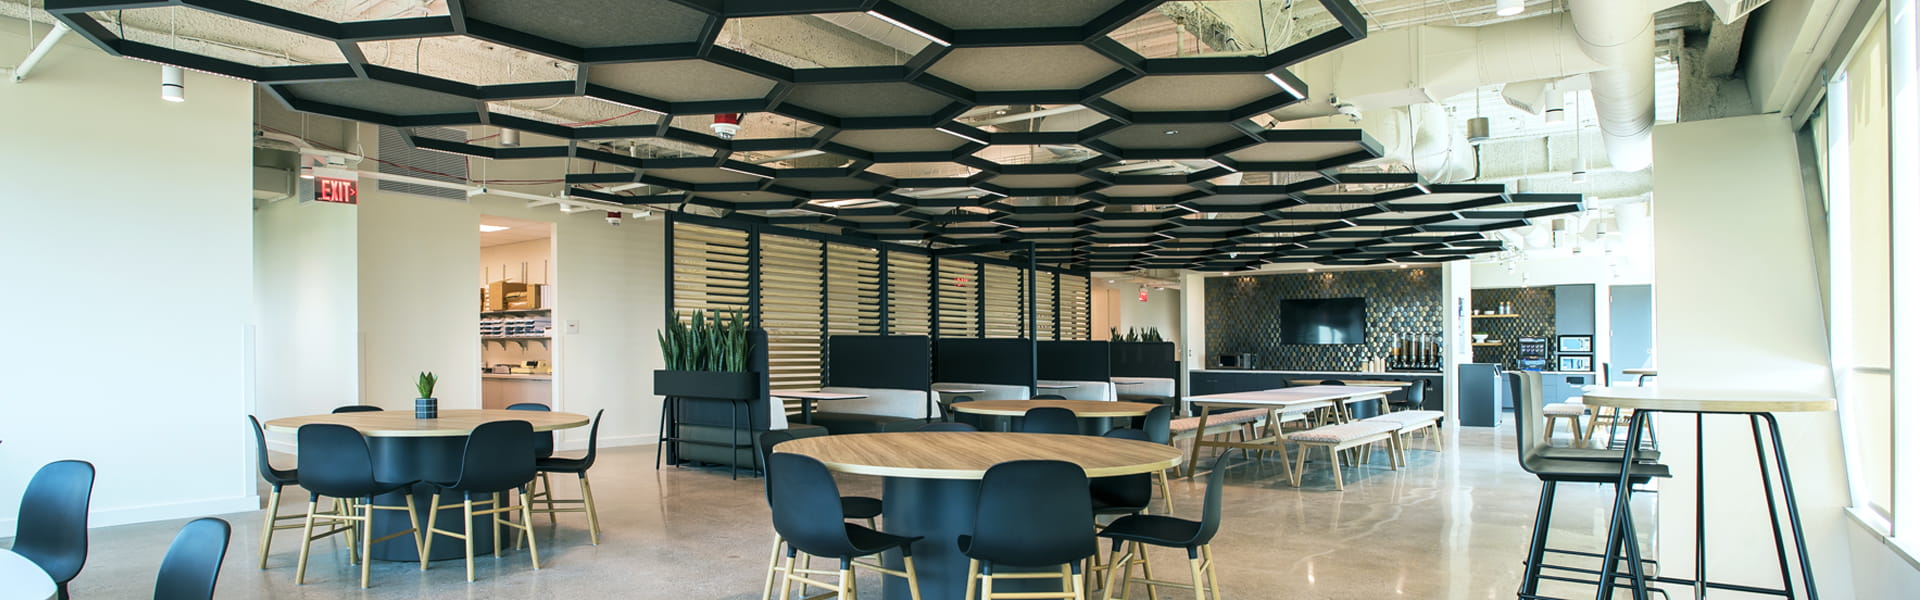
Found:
<box><xmin>809</xmin><ymin>335</ymin><xmax>936</xmax><ymax>434</ymax></box>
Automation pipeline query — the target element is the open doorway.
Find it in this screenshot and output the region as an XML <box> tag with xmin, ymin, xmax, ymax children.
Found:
<box><xmin>480</xmin><ymin>215</ymin><xmax>555</xmax><ymax>409</ymax></box>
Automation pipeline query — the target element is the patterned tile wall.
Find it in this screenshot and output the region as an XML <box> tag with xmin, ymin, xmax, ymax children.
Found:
<box><xmin>1469</xmin><ymin>286</ymin><xmax>1557</xmax><ymax>369</ymax></box>
<box><xmin>1203</xmin><ymin>268</ymin><xmax>1444</xmax><ymax>371</ymax></box>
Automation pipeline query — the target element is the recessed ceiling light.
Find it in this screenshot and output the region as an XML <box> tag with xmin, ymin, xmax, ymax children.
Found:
<box><xmin>480</xmin><ymin>225</ymin><xmax>511</xmax><ymax>233</ymax></box>
<box><xmin>1495</xmin><ymin>0</ymin><xmax>1525</xmax><ymax>16</ymax></box>
<box><xmin>1163</xmin><ymin>129</ymin><xmax>1180</xmax><ymax>135</ymax></box>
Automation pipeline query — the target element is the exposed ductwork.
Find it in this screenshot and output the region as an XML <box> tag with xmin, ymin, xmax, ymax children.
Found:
<box><xmin>1277</xmin><ymin>103</ymin><xmax>1475</xmax><ymax>183</ymax></box>
<box><xmin>1567</xmin><ymin>0</ymin><xmax>1655</xmax><ymax>172</ymax></box>
<box><xmin>1270</xmin><ymin>5</ymin><xmax>1657</xmax><ymax>172</ymax></box>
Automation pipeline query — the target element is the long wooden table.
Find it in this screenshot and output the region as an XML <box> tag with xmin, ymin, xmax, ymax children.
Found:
<box><xmin>1181</xmin><ymin>385</ymin><xmax>1396</xmax><ymax>480</ymax></box>
<box><xmin>778</xmin><ymin>432</ymin><xmax>1180</xmax><ymax>599</ymax></box>
<box><xmin>263</xmin><ymin>409</ymin><xmax>590</xmax><ymax>561</ymax></box>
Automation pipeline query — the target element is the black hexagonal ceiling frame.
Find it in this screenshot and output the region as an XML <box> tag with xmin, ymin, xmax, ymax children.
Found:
<box><xmin>47</xmin><ymin>0</ymin><xmax>1584</xmax><ymax>270</ymax></box>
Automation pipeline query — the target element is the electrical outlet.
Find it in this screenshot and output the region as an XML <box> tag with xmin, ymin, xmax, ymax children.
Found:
<box><xmin>565</xmin><ymin>320</ymin><xmax>580</xmax><ymax>334</ymax></box>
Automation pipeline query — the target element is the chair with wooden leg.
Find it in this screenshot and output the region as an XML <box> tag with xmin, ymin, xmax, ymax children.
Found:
<box><xmin>1099</xmin><ymin>450</ymin><xmax>1236</xmax><ymax>600</ymax></box>
<box><xmin>1020</xmin><ymin>406</ymin><xmax>1081</xmax><ymax>435</ymax></box>
<box><xmin>1142</xmin><ymin>405</ymin><xmax>1176</xmax><ymax>513</ymax></box>
<box><xmin>959</xmin><ymin>460</ymin><xmax>1098</xmax><ymax>600</ymax></box>
<box><xmin>1086</xmin><ymin>429</ymin><xmax>1155</xmax><ymax>594</ymax></box>
<box><xmin>248</xmin><ymin>416</ymin><xmax>352</xmax><ymax>570</ymax></box>
<box><xmin>527</xmin><ymin>409</ymin><xmax>604</xmax><ymax>545</ymax></box>
<box><xmin>291</xmin><ymin>425</ymin><xmax>423</xmax><ymax>589</ymax></box>
<box><xmin>757</xmin><ymin>429</ymin><xmax>884</xmax><ymax>600</ymax></box>
<box><xmin>330</xmin><ymin>405</ymin><xmax>383</xmax><ymax>413</ymax></box>
<box><xmin>421</xmin><ymin>420</ymin><xmax>541</xmax><ymax>582</ymax></box>
<box><xmin>506</xmin><ymin>403</ymin><xmax>558</xmax><ymax>529</ymax></box>
<box><xmin>768</xmin><ymin>453</ymin><xmax>924</xmax><ymax>600</ymax></box>
<box><xmin>153</xmin><ymin>517</ymin><xmax>231</xmax><ymax>600</ymax></box>
<box><xmin>11</xmin><ymin>460</ymin><xmax>95</xmax><ymax>600</ymax></box>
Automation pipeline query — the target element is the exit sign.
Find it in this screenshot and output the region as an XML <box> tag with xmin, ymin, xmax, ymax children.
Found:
<box><xmin>315</xmin><ymin>177</ymin><xmax>358</xmax><ymax>204</ymax></box>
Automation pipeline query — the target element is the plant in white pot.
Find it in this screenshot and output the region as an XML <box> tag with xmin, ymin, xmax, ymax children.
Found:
<box><xmin>415</xmin><ymin>371</ymin><xmax>439</xmax><ymax>419</ymax></box>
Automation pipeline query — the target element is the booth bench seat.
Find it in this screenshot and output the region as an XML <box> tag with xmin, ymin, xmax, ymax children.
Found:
<box><xmin>807</xmin><ymin>386</ymin><xmax>935</xmax><ymax>435</ymax></box>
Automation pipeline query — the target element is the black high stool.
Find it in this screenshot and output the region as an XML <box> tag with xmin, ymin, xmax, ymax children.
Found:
<box><xmin>767</xmin><ymin>453</ymin><xmax>924</xmax><ymax>599</ymax></box>
<box><xmin>1510</xmin><ymin>373</ymin><xmax>1670</xmax><ymax>600</ymax></box>
<box><xmin>959</xmin><ymin>460</ymin><xmax>1097</xmax><ymax>599</ymax></box>
<box><xmin>1096</xmin><ymin>449</ymin><xmax>1237</xmax><ymax>600</ymax></box>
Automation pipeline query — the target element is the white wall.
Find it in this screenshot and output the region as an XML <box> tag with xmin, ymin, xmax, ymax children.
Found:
<box><xmin>253</xmin><ymin>199</ymin><xmax>359</xmax><ymax>426</ymax></box>
<box><xmin>0</xmin><ymin>23</ymin><xmax>258</xmax><ymax>531</ymax></box>
<box><xmin>356</xmin><ymin>182</ymin><xmax>483</xmax><ymax>410</ymax></box>
<box><xmin>1091</xmin><ymin>279</ymin><xmax>1181</xmax><ymax>346</ymax></box>
<box><xmin>480</xmin><ymin>237</ymin><xmax>553</xmax><ymax>287</ymax></box>
<box><xmin>1650</xmin><ymin>114</ymin><xmax>1856</xmax><ymax>597</ymax></box>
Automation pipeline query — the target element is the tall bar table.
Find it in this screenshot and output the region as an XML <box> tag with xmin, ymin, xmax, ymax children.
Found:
<box><xmin>1581</xmin><ymin>386</ymin><xmax>1834</xmax><ymax>600</ymax></box>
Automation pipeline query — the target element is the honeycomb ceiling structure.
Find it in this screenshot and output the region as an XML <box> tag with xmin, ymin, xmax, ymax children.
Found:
<box><xmin>49</xmin><ymin>0</ymin><xmax>1584</xmax><ymax>272</ymax></box>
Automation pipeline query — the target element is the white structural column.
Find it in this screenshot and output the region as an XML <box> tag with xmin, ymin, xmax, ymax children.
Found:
<box><xmin>1439</xmin><ymin>261</ymin><xmax>1472</xmax><ymax>435</ymax></box>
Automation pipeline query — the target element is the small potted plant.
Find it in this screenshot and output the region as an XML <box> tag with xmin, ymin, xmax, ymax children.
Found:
<box><xmin>415</xmin><ymin>371</ymin><xmax>439</xmax><ymax>419</ymax></box>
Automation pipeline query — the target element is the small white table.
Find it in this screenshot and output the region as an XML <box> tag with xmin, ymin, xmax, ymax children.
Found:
<box><xmin>771</xmin><ymin>391</ymin><xmax>870</xmax><ymax>424</ymax></box>
<box><xmin>0</xmin><ymin>549</ymin><xmax>55</xmax><ymax>600</ymax></box>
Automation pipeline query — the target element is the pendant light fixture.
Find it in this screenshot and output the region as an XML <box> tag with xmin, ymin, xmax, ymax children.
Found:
<box><xmin>1544</xmin><ymin>89</ymin><xmax>1566</xmax><ymax>124</ymax></box>
<box><xmin>1466</xmin><ymin>88</ymin><xmax>1490</xmax><ymax>143</ymax></box>
<box><xmin>1570</xmin><ymin>95</ymin><xmax>1589</xmax><ymax>183</ymax></box>
<box><xmin>499</xmin><ymin>128</ymin><xmax>520</xmax><ymax>147</ymax></box>
<box><xmin>160</xmin><ymin>65</ymin><xmax>185</xmax><ymax>102</ymax></box>
<box><xmin>1496</xmin><ymin>0</ymin><xmax>1526</xmax><ymax>17</ymax></box>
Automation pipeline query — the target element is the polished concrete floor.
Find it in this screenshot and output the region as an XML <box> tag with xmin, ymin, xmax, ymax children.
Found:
<box><xmin>33</xmin><ymin>427</ymin><xmax>1670</xmax><ymax>599</ymax></box>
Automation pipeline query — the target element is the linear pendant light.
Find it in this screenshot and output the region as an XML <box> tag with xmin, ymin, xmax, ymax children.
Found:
<box><xmin>1496</xmin><ymin>0</ymin><xmax>1525</xmax><ymax>17</ymax></box>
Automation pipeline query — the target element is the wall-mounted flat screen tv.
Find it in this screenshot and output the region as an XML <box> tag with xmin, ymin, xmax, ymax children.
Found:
<box><xmin>1280</xmin><ymin>298</ymin><xmax>1366</xmax><ymax>344</ymax></box>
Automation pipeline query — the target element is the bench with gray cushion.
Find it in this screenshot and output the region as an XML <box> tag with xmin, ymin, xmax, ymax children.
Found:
<box><xmin>807</xmin><ymin>386</ymin><xmax>935</xmax><ymax>435</ymax></box>
<box><xmin>1362</xmin><ymin>410</ymin><xmax>1445</xmax><ymax>461</ymax></box>
<box><xmin>1036</xmin><ymin>379</ymin><xmax>1116</xmax><ymax>402</ymax></box>
<box><xmin>1284</xmin><ymin>421</ymin><xmax>1403</xmax><ymax>490</ymax></box>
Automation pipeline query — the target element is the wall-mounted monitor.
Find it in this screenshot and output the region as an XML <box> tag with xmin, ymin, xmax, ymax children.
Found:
<box><xmin>1279</xmin><ymin>298</ymin><xmax>1366</xmax><ymax>344</ymax></box>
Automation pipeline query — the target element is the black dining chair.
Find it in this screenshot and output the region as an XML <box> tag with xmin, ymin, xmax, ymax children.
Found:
<box><xmin>506</xmin><ymin>403</ymin><xmax>558</xmax><ymax>531</ymax></box>
<box><xmin>917</xmin><ymin>421</ymin><xmax>979</xmax><ymax>432</ymax></box>
<box><xmin>293</xmin><ymin>424</ymin><xmax>423</xmax><ymax>588</ymax></box>
<box><xmin>153</xmin><ymin>517</ymin><xmax>231</xmax><ymax>600</ymax></box>
<box><xmin>1142</xmin><ymin>404</ymin><xmax>1176</xmax><ymax>513</ymax></box>
<box><xmin>331</xmin><ymin>405</ymin><xmax>383</xmax><ymax>413</ymax></box>
<box><xmin>423</xmin><ymin>420</ymin><xmax>542</xmax><ymax>582</ymax></box>
<box><xmin>1086</xmin><ymin>429</ymin><xmax>1156</xmax><ymax>593</ymax></box>
<box><xmin>756</xmin><ymin>430</ymin><xmax>884</xmax><ymax>600</ymax></box>
<box><xmin>1034</xmin><ymin>394</ymin><xmax>1069</xmax><ymax>400</ymax></box>
<box><xmin>1020</xmin><ymin>406</ymin><xmax>1080</xmax><ymax>435</ymax></box>
<box><xmin>13</xmin><ymin>460</ymin><xmax>94</xmax><ymax>600</ymax></box>
<box><xmin>939</xmin><ymin>394</ymin><xmax>976</xmax><ymax>422</ymax></box>
<box><xmin>248</xmin><ymin>416</ymin><xmax>323</xmax><ymax>570</ymax></box>
<box><xmin>767</xmin><ymin>453</ymin><xmax>924</xmax><ymax>600</ymax></box>
<box><xmin>1097</xmin><ymin>450</ymin><xmax>1239</xmax><ymax>599</ymax></box>
<box><xmin>1318</xmin><ymin>379</ymin><xmax>1347</xmax><ymax>386</ymax></box>
<box><xmin>960</xmin><ymin>459</ymin><xmax>1098</xmax><ymax>599</ymax></box>
<box><xmin>529</xmin><ymin>409</ymin><xmax>604</xmax><ymax>545</ymax></box>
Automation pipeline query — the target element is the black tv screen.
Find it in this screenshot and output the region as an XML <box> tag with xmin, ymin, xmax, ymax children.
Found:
<box><xmin>1280</xmin><ymin>298</ymin><xmax>1366</xmax><ymax>344</ymax></box>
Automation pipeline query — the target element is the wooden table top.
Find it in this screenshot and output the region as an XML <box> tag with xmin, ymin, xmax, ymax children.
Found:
<box><xmin>952</xmin><ymin>399</ymin><xmax>1161</xmax><ymax>418</ymax></box>
<box><xmin>1580</xmin><ymin>385</ymin><xmax>1834</xmax><ymax>414</ymax></box>
<box><xmin>1187</xmin><ymin>385</ymin><xmax>1395</xmax><ymax>408</ymax></box>
<box><xmin>1621</xmin><ymin>368</ymin><xmax>1658</xmax><ymax>376</ymax></box>
<box><xmin>262</xmin><ymin>409</ymin><xmax>590</xmax><ymax>437</ymax></box>
<box><xmin>771</xmin><ymin>391</ymin><xmax>869</xmax><ymax>400</ymax></box>
<box><xmin>776</xmin><ymin>432</ymin><xmax>1183</xmax><ymax>479</ymax></box>
<box><xmin>0</xmin><ymin>549</ymin><xmax>53</xmax><ymax>600</ymax></box>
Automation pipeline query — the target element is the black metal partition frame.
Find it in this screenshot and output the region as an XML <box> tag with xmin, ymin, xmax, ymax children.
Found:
<box><xmin>826</xmin><ymin>335</ymin><xmax>932</xmax><ymax>391</ymax></box>
<box><xmin>934</xmin><ymin>338</ymin><xmax>1037</xmax><ymax>392</ymax></box>
<box><xmin>1036</xmin><ymin>341</ymin><xmax>1113</xmax><ymax>382</ymax></box>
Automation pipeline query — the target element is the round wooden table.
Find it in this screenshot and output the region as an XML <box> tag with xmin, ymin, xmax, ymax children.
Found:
<box><xmin>263</xmin><ymin>409</ymin><xmax>589</xmax><ymax>562</ymax></box>
<box><xmin>777</xmin><ymin>432</ymin><xmax>1181</xmax><ymax>600</ymax></box>
<box><xmin>952</xmin><ymin>399</ymin><xmax>1159</xmax><ymax>433</ymax></box>
<box><xmin>1580</xmin><ymin>386</ymin><xmax>1834</xmax><ymax>600</ymax></box>
<box><xmin>0</xmin><ymin>549</ymin><xmax>54</xmax><ymax>600</ymax></box>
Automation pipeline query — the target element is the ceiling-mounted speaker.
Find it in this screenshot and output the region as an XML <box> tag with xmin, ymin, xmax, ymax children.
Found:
<box><xmin>1467</xmin><ymin>117</ymin><xmax>1491</xmax><ymax>143</ymax></box>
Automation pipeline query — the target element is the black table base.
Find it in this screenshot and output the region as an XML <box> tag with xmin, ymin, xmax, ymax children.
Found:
<box><xmin>1597</xmin><ymin>411</ymin><xmax>1818</xmax><ymax>600</ymax></box>
<box><xmin>365</xmin><ymin>437</ymin><xmax>496</xmax><ymax>562</ymax></box>
<box><xmin>879</xmin><ymin>477</ymin><xmax>1075</xmax><ymax>600</ymax></box>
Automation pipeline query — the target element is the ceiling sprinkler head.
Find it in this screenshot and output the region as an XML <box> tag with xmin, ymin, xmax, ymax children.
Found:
<box><xmin>711</xmin><ymin>113</ymin><xmax>742</xmax><ymax>140</ymax></box>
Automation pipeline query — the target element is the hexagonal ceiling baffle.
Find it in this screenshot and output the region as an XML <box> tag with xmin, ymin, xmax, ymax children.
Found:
<box><xmin>57</xmin><ymin>0</ymin><xmax>1549</xmax><ymax>271</ymax></box>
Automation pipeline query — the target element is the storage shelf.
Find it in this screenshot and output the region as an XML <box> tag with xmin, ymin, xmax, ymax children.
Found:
<box><xmin>1471</xmin><ymin>314</ymin><xmax>1519</xmax><ymax>319</ymax></box>
<box><xmin>1472</xmin><ymin>342</ymin><xmax>1505</xmax><ymax>347</ymax></box>
<box><xmin>481</xmin><ymin>308</ymin><xmax>550</xmax><ymax>316</ymax></box>
<box><xmin>483</xmin><ymin>336</ymin><xmax>550</xmax><ymax>342</ymax></box>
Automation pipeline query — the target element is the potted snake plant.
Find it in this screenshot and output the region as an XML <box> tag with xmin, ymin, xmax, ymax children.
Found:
<box><xmin>653</xmin><ymin>309</ymin><xmax>758</xmax><ymax>401</ymax></box>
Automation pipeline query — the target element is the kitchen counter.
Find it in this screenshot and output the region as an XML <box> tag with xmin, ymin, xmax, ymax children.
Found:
<box><xmin>482</xmin><ymin>373</ymin><xmax>552</xmax><ymax>380</ymax></box>
<box><xmin>1192</xmin><ymin>368</ymin><xmax>1444</xmax><ymax>377</ymax></box>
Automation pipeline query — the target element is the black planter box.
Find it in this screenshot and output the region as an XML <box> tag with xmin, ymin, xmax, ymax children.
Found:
<box><xmin>654</xmin><ymin>370</ymin><xmax>758</xmax><ymax>401</ymax></box>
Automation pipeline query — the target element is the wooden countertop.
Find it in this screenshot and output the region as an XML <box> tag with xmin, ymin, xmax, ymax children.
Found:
<box><xmin>1580</xmin><ymin>385</ymin><xmax>1833</xmax><ymax>414</ymax></box>
<box><xmin>775</xmin><ymin>432</ymin><xmax>1182</xmax><ymax>480</ymax></box>
<box><xmin>953</xmin><ymin>399</ymin><xmax>1160</xmax><ymax>418</ymax></box>
<box><xmin>263</xmin><ymin>409</ymin><xmax>589</xmax><ymax>437</ymax></box>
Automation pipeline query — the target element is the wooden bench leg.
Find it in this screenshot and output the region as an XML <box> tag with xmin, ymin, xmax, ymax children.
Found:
<box><xmin>1327</xmin><ymin>446</ymin><xmax>1344</xmax><ymax>491</ymax></box>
